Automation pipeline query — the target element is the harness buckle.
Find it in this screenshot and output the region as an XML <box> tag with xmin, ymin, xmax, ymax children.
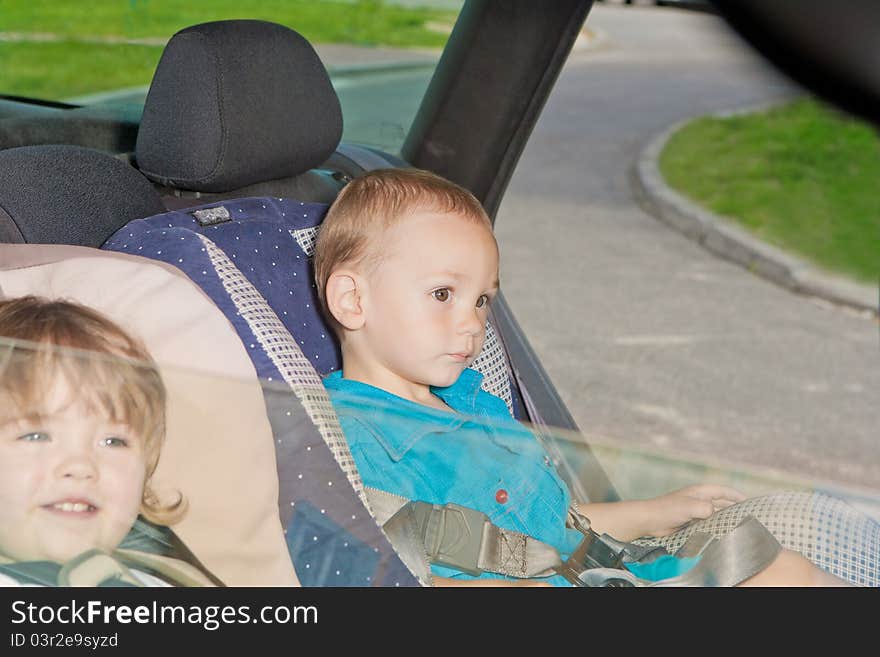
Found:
<box><xmin>422</xmin><ymin>503</ymin><xmax>488</xmax><ymax>576</ymax></box>
<box><xmin>556</xmin><ymin>507</ymin><xmax>630</xmax><ymax>586</ymax></box>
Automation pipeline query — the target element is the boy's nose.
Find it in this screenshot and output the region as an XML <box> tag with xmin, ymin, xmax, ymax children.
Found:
<box><xmin>457</xmin><ymin>308</ymin><xmax>485</xmax><ymax>336</ymax></box>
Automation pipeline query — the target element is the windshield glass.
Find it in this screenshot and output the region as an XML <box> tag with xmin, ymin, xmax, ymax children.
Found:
<box><xmin>0</xmin><ymin>0</ymin><xmax>460</xmax><ymax>152</ymax></box>
<box><xmin>2</xmin><ymin>337</ymin><xmax>877</xmax><ymax>587</ymax></box>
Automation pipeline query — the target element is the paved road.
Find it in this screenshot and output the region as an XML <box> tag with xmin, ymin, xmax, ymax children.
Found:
<box><xmin>493</xmin><ymin>4</ymin><xmax>880</xmax><ymax>493</ymax></box>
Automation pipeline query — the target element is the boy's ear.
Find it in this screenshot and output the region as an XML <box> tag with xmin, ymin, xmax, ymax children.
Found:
<box><xmin>325</xmin><ymin>270</ymin><xmax>366</xmax><ymax>330</ymax></box>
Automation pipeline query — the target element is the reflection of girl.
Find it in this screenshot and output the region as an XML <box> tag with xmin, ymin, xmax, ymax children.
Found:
<box><xmin>0</xmin><ymin>296</ymin><xmax>217</xmax><ymax>586</ymax></box>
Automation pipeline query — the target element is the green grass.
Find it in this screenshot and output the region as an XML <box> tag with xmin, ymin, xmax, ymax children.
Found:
<box><xmin>0</xmin><ymin>0</ymin><xmax>456</xmax><ymax>100</ymax></box>
<box><xmin>0</xmin><ymin>42</ymin><xmax>163</xmax><ymax>99</ymax></box>
<box><xmin>0</xmin><ymin>0</ymin><xmax>456</xmax><ymax>46</ymax></box>
<box><xmin>659</xmin><ymin>99</ymin><xmax>880</xmax><ymax>284</ymax></box>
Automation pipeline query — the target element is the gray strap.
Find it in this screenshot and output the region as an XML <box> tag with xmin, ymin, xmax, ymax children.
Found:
<box><xmin>365</xmin><ymin>486</ymin><xmax>410</xmax><ymax>525</ymax></box>
<box><xmin>580</xmin><ymin>516</ymin><xmax>782</xmax><ymax>587</ymax></box>
<box><xmin>478</xmin><ymin>523</ymin><xmax>561</xmax><ymax>578</ymax></box>
<box><xmin>382</xmin><ymin>503</ymin><xmax>435</xmax><ymax>587</ymax></box>
<box><xmin>368</xmin><ymin>488</ymin><xmax>781</xmax><ymax>587</ymax></box>
<box><xmin>409</xmin><ymin>501</ymin><xmax>561</xmax><ymax>578</ymax></box>
<box><xmin>366</xmin><ymin>487</ymin><xmax>433</xmax><ymax>586</ymax></box>
<box><xmin>661</xmin><ymin>516</ymin><xmax>783</xmax><ymax>587</ymax></box>
<box><xmin>367</xmin><ymin>487</ymin><xmax>561</xmax><ymax>579</ymax></box>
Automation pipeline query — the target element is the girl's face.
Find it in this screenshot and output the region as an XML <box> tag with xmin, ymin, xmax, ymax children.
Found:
<box><xmin>0</xmin><ymin>376</ymin><xmax>147</xmax><ymax>563</ymax></box>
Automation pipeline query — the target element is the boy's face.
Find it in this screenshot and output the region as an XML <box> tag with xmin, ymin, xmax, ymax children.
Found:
<box><xmin>0</xmin><ymin>377</ymin><xmax>147</xmax><ymax>564</ymax></box>
<box><xmin>359</xmin><ymin>210</ymin><xmax>499</xmax><ymax>392</ymax></box>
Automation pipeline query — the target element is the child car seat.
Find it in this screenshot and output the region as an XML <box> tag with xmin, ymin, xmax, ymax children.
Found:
<box><xmin>102</xmin><ymin>196</ymin><xmax>526</xmax><ymax>585</ymax></box>
<box><xmin>103</xmin><ymin>199</ymin><xmax>427</xmax><ymax>586</ymax></box>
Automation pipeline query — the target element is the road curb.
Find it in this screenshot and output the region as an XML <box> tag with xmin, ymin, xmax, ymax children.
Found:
<box><xmin>632</xmin><ymin>105</ymin><xmax>879</xmax><ymax>317</ymax></box>
<box><xmin>327</xmin><ymin>60</ymin><xmax>438</xmax><ymax>78</ymax></box>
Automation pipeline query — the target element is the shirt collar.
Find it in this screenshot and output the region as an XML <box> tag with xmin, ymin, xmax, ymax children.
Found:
<box><xmin>324</xmin><ymin>369</ymin><xmax>486</xmax><ymax>461</ymax></box>
<box><xmin>431</xmin><ymin>367</ymin><xmax>483</xmax><ymax>415</ymax></box>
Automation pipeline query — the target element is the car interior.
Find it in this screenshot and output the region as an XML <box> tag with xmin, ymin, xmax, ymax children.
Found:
<box><xmin>0</xmin><ymin>3</ymin><xmax>605</xmax><ymax>587</ymax></box>
<box><xmin>1</xmin><ymin>0</ymin><xmax>878</xmax><ymax>587</ymax></box>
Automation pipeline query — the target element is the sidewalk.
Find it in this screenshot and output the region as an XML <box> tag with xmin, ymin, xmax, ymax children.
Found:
<box><xmin>632</xmin><ymin>109</ymin><xmax>879</xmax><ymax>316</ymax></box>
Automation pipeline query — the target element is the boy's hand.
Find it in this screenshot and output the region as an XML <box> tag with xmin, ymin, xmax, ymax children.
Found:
<box><xmin>640</xmin><ymin>484</ymin><xmax>746</xmax><ymax>538</ymax></box>
<box><xmin>579</xmin><ymin>484</ymin><xmax>746</xmax><ymax>542</ymax></box>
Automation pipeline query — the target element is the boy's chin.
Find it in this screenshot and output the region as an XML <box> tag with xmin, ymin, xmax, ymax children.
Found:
<box><xmin>428</xmin><ymin>368</ymin><xmax>467</xmax><ymax>389</ymax></box>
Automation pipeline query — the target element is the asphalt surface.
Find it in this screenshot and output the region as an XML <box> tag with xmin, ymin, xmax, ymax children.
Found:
<box><xmin>493</xmin><ymin>5</ymin><xmax>879</xmax><ymax>494</ymax></box>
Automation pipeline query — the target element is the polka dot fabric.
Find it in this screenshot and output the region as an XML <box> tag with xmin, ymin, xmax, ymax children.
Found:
<box><xmin>103</xmin><ymin>198</ymin><xmax>420</xmax><ymax>587</ymax></box>
<box><xmin>105</xmin><ymin>197</ymin><xmax>343</xmax><ymax>378</ymax></box>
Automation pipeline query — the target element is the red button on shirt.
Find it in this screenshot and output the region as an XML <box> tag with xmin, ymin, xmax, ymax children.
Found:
<box><xmin>495</xmin><ymin>489</ymin><xmax>508</xmax><ymax>504</ymax></box>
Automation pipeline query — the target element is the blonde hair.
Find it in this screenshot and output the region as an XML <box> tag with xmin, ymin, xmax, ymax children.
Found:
<box><xmin>0</xmin><ymin>296</ymin><xmax>184</xmax><ymax>525</ymax></box>
<box><xmin>314</xmin><ymin>168</ymin><xmax>493</xmax><ymax>329</ymax></box>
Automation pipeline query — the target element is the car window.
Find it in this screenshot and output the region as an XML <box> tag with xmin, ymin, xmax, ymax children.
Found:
<box><xmin>1</xmin><ymin>0</ymin><xmax>878</xmax><ymax>595</ymax></box>
<box><xmin>494</xmin><ymin>2</ymin><xmax>880</xmax><ymax>501</ymax></box>
<box><xmin>0</xmin><ymin>0</ymin><xmax>463</xmax><ymax>153</ymax></box>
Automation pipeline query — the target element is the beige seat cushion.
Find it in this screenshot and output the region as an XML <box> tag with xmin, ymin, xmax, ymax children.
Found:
<box><xmin>0</xmin><ymin>244</ymin><xmax>298</xmax><ymax>586</ymax></box>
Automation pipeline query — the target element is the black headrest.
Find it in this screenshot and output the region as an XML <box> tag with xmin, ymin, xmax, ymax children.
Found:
<box><xmin>135</xmin><ymin>20</ymin><xmax>343</xmax><ymax>193</ymax></box>
<box><xmin>0</xmin><ymin>145</ymin><xmax>166</xmax><ymax>247</ymax></box>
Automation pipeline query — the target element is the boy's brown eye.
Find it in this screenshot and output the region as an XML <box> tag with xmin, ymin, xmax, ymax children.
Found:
<box><xmin>432</xmin><ymin>288</ymin><xmax>450</xmax><ymax>302</ymax></box>
<box><xmin>476</xmin><ymin>295</ymin><xmax>489</xmax><ymax>309</ymax></box>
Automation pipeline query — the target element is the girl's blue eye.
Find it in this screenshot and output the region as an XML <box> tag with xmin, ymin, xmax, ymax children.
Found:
<box><xmin>17</xmin><ymin>432</ymin><xmax>49</xmax><ymax>442</ymax></box>
<box><xmin>432</xmin><ymin>288</ymin><xmax>451</xmax><ymax>302</ymax></box>
<box><xmin>476</xmin><ymin>295</ymin><xmax>489</xmax><ymax>309</ymax></box>
<box><xmin>100</xmin><ymin>436</ymin><xmax>129</xmax><ymax>448</ymax></box>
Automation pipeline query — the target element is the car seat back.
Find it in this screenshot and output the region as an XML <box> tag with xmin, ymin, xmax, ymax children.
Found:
<box><xmin>0</xmin><ymin>145</ymin><xmax>165</xmax><ymax>247</ymax></box>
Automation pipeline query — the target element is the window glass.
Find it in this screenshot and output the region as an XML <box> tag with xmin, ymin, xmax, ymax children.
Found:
<box><xmin>0</xmin><ymin>0</ymin><xmax>463</xmax><ymax>152</ymax></box>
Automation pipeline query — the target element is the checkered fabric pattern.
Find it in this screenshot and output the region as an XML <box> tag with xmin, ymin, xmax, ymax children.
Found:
<box><xmin>632</xmin><ymin>491</ymin><xmax>880</xmax><ymax>586</ymax></box>
<box><xmin>198</xmin><ymin>234</ymin><xmax>365</xmax><ymax>503</ymax></box>
<box><xmin>471</xmin><ymin>321</ymin><xmax>514</xmax><ymax>416</ymax></box>
<box><xmin>289</xmin><ymin>226</ymin><xmax>319</xmax><ymax>258</ymax></box>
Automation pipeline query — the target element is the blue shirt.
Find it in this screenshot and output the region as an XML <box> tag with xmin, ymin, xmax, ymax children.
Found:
<box><xmin>324</xmin><ymin>368</ymin><xmax>695</xmax><ymax>585</ymax></box>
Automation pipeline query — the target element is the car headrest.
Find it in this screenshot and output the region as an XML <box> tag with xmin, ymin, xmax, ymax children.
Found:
<box><xmin>0</xmin><ymin>145</ymin><xmax>165</xmax><ymax>247</ymax></box>
<box><xmin>135</xmin><ymin>20</ymin><xmax>343</xmax><ymax>194</ymax></box>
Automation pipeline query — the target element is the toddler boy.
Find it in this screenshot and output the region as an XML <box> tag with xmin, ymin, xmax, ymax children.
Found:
<box><xmin>315</xmin><ymin>168</ymin><xmax>849</xmax><ymax>587</ymax></box>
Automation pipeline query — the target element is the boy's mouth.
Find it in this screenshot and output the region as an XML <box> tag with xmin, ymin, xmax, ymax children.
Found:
<box><xmin>448</xmin><ymin>352</ymin><xmax>471</xmax><ymax>363</ymax></box>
